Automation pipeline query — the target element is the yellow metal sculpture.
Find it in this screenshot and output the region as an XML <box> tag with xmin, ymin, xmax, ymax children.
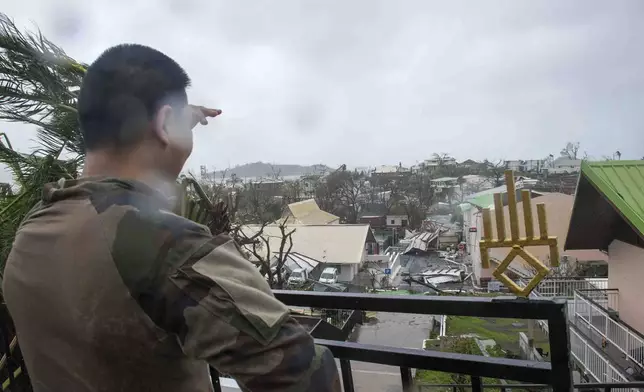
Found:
<box><xmin>479</xmin><ymin>170</ymin><xmax>559</xmax><ymax>296</ymax></box>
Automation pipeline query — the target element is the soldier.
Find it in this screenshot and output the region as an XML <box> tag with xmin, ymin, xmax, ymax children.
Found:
<box><xmin>3</xmin><ymin>44</ymin><xmax>341</xmax><ymax>392</ymax></box>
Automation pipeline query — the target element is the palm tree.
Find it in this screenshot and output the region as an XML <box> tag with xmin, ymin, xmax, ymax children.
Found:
<box><xmin>0</xmin><ymin>13</ymin><xmax>87</xmax><ymax>271</ymax></box>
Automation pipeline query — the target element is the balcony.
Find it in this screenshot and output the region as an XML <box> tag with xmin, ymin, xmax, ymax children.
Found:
<box><xmin>211</xmin><ymin>291</ymin><xmax>576</xmax><ymax>392</ymax></box>
<box><xmin>4</xmin><ymin>288</ymin><xmax>644</xmax><ymax>392</ymax></box>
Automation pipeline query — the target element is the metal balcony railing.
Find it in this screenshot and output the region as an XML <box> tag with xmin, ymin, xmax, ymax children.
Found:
<box><xmin>527</xmin><ymin>285</ymin><xmax>638</xmax><ymax>390</ymax></box>
<box><xmin>414</xmin><ymin>382</ymin><xmax>644</xmax><ymax>392</ymax></box>
<box><xmin>211</xmin><ymin>290</ymin><xmax>575</xmax><ymax>392</ymax></box>
<box><xmin>569</xmin><ymin>326</ymin><xmax>634</xmax><ymax>391</ymax></box>
<box><xmin>531</xmin><ymin>278</ymin><xmax>608</xmax><ymax>299</ymax></box>
<box><xmin>577</xmin><ymin>288</ymin><xmax>619</xmax><ymax>313</ymax></box>
<box><xmin>574</xmin><ymin>291</ymin><xmax>644</xmax><ymax>373</ymax></box>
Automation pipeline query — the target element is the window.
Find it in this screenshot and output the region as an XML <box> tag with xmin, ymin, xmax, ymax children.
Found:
<box><xmin>391</xmin><ymin>219</ymin><xmax>395</xmax><ymax>224</ymax></box>
<box><xmin>402</xmin><ymin>219</ymin><xmax>408</xmax><ymax>226</ymax></box>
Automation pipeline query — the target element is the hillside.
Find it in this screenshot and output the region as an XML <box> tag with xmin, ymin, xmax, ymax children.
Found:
<box><xmin>212</xmin><ymin>162</ymin><xmax>331</xmax><ymax>179</ymax></box>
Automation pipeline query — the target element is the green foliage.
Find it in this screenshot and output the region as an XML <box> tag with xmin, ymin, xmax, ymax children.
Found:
<box><xmin>446</xmin><ymin>316</ymin><xmax>550</xmax><ymax>354</ymax></box>
<box><xmin>0</xmin><ymin>14</ymin><xmax>88</xmax><ymax>275</ymax></box>
<box><xmin>415</xmin><ymin>337</ymin><xmax>500</xmax><ymax>391</ymax></box>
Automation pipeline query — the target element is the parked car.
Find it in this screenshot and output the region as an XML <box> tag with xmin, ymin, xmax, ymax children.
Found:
<box><xmin>319</xmin><ymin>267</ymin><xmax>339</xmax><ymax>284</ymax></box>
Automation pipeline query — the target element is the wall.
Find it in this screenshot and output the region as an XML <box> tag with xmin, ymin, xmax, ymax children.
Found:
<box><xmin>359</xmin><ymin>215</ymin><xmax>386</xmax><ymax>229</ymax></box>
<box><xmin>386</xmin><ymin>215</ymin><xmax>408</xmax><ymax>227</ymax></box>
<box><xmin>364</xmin><ymin>252</ymin><xmax>402</xmax><ymax>283</ymax></box>
<box><xmin>464</xmin><ymin>207</ymin><xmax>485</xmax><ymax>285</ymax></box>
<box><xmin>438</xmin><ymin>233</ymin><xmax>459</xmax><ymax>249</ymax></box>
<box><xmin>519</xmin><ymin>332</ymin><xmax>544</xmax><ymax>361</ymax></box>
<box><xmin>338</xmin><ymin>264</ymin><xmax>358</xmax><ymax>282</ymax></box>
<box><xmin>607</xmin><ymin>240</ymin><xmax>644</xmax><ymax>334</ymax></box>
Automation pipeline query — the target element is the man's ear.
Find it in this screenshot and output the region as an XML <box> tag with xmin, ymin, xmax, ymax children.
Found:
<box><xmin>152</xmin><ymin>105</ymin><xmax>173</xmax><ymax>147</ymax></box>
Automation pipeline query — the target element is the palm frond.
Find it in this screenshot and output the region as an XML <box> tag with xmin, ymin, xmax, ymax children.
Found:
<box><xmin>0</xmin><ymin>13</ymin><xmax>86</xmax><ymax>160</ymax></box>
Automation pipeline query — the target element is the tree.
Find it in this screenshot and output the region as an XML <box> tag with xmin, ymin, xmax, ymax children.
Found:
<box><xmin>432</xmin><ymin>152</ymin><xmax>449</xmax><ymax>167</ymax></box>
<box><xmin>481</xmin><ymin>159</ymin><xmax>505</xmax><ymax>187</ymax></box>
<box><xmin>337</xmin><ymin>170</ymin><xmax>368</xmax><ymax>224</ymax></box>
<box><xmin>282</xmin><ymin>179</ymin><xmax>303</xmax><ymax>204</ymax></box>
<box><xmin>560</xmin><ymin>142</ymin><xmax>580</xmax><ymax>160</ymax></box>
<box><xmin>456</xmin><ymin>176</ymin><xmax>466</xmax><ymax>202</ymax></box>
<box><xmin>313</xmin><ymin>165</ymin><xmax>347</xmax><ymax>215</ymax></box>
<box><xmin>0</xmin><ymin>14</ymin><xmax>87</xmax><ymax>273</ymax></box>
<box><xmin>234</xmin><ymin>218</ymin><xmax>295</xmax><ymax>289</ymax></box>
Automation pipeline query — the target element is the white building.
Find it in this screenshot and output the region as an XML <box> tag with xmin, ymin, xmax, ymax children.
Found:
<box><xmin>241</xmin><ymin>224</ymin><xmax>377</xmax><ymax>283</ymax></box>
<box><xmin>547</xmin><ymin>157</ymin><xmax>582</xmax><ymax>174</ymax></box>
<box><xmin>504</xmin><ymin>159</ymin><xmax>546</xmax><ymax>173</ymax></box>
<box><xmin>422</xmin><ymin>156</ymin><xmax>457</xmax><ymax>167</ymax></box>
<box><xmin>430</xmin><ymin>177</ymin><xmax>458</xmax><ymax>190</ymax></box>
<box><xmin>385</xmin><ymin>214</ymin><xmax>409</xmax><ymax>228</ymax></box>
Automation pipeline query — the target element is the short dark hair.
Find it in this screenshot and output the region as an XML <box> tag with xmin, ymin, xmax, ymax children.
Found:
<box><xmin>78</xmin><ymin>44</ymin><xmax>191</xmax><ymax>151</ymax></box>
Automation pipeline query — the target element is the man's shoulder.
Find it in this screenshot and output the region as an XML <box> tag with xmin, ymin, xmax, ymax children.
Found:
<box><xmin>89</xmin><ymin>184</ymin><xmax>211</xmax><ymax>245</ymax></box>
<box><xmin>103</xmin><ymin>203</ymin><xmax>212</xmax><ymax>263</ymax></box>
<box><xmin>87</xmin><ymin>185</ymin><xmax>214</xmax><ymax>289</ymax></box>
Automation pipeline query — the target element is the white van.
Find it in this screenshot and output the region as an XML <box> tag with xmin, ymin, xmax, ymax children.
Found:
<box><xmin>319</xmin><ymin>267</ymin><xmax>339</xmax><ymax>284</ymax></box>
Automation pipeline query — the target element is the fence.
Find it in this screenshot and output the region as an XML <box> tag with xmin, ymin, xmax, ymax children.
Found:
<box><xmin>569</xmin><ymin>327</ymin><xmax>634</xmax><ymax>391</ymax></box>
<box><xmin>577</xmin><ymin>288</ymin><xmax>619</xmax><ymax>313</ymax></box>
<box><xmin>574</xmin><ymin>291</ymin><xmax>644</xmax><ymax>373</ymax></box>
<box><xmin>415</xmin><ymin>382</ymin><xmax>644</xmax><ymax>392</ymax></box>
<box><xmin>247</xmin><ymin>290</ymin><xmax>575</xmax><ymax>392</ymax></box>
<box><xmin>533</xmin><ymin>278</ymin><xmax>608</xmax><ymax>298</ymax></box>
<box><xmin>519</xmin><ymin>332</ymin><xmax>544</xmax><ymax>362</ymax></box>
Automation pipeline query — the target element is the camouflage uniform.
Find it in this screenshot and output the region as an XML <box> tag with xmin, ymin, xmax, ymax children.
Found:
<box><xmin>3</xmin><ymin>178</ymin><xmax>341</xmax><ymax>392</ymax></box>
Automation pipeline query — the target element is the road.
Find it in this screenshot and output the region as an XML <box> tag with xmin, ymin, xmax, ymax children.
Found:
<box><xmin>343</xmin><ymin>310</ymin><xmax>436</xmax><ymax>391</ymax></box>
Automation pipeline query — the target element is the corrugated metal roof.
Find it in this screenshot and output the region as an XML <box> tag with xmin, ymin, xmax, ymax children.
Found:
<box><xmin>242</xmin><ymin>224</ymin><xmax>373</xmax><ymax>264</ymax></box>
<box><xmin>580</xmin><ymin>160</ymin><xmax>644</xmax><ymax>237</ymax></box>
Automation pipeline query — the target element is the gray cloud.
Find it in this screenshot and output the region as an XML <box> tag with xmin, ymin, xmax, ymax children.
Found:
<box><xmin>2</xmin><ymin>0</ymin><xmax>644</xmax><ymax>182</ymax></box>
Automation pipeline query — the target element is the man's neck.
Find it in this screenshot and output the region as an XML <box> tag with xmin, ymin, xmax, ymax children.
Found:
<box><xmin>83</xmin><ymin>150</ymin><xmax>176</xmax><ymax>196</ymax></box>
<box><xmin>83</xmin><ymin>150</ymin><xmax>146</xmax><ymax>179</ymax></box>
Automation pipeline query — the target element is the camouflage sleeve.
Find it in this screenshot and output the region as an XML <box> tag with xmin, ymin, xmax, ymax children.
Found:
<box><xmin>166</xmin><ymin>233</ymin><xmax>341</xmax><ymax>392</ymax></box>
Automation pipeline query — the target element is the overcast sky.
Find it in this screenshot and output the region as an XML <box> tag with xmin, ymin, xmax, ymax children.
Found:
<box><xmin>2</xmin><ymin>0</ymin><xmax>644</xmax><ymax>181</ymax></box>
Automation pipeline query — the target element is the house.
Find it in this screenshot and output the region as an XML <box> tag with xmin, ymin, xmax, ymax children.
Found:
<box><xmin>247</xmin><ymin>179</ymin><xmax>284</xmax><ymax>198</ymax></box>
<box><xmin>422</xmin><ymin>156</ymin><xmax>457</xmax><ymax>168</ymax></box>
<box><xmin>242</xmin><ymin>224</ymin><xmax>378</xmax><ymax>283</ymax></box>
<box><xmin>359</xmin><ymin>215</ymin><xmax>387</xmax><ymax>229</ymax></box>
<box><xmin>565</xmin><ymin>160</ymin><xmax>644</xmax><ymax>333</ymax></box>
<box><xmin>458</xmin><ymin>159</ymin><xmax>478</xmax><ymax>168</ymax></box>
<box><xmin>430</xmin><ymin>177</ymin><xmax>458</xmax><ymax>190</ymax></box>
<box><xmin>280</xmin><ymin>199</ymin><xmax>339</xmax><ymax>225</ymax></box>
<box><xmin>468</xmin><ymin>192</ymin><xmax>606</xmax><ymax>286</ymax></box>
<box><xmin>370</xmin><ymin>164</ymin><xmax>412</xmax><ymax>186</ymax></box>
<box><xmin>299</xmin><ymin>174</ymin><xmax>322</xmax><ymax>199</ymax></box>
<box><xmin>386</xmin><ymin>214</ymin><xmax>408</xmax><ymax>228</ymax></box>
<box><xmin>504</xmin><ymin>159</ymin><xmax>546</xmax><ymax>173</ymax></box>
<box><xmin>547</xmin><ymin>157</ymin><xmax>582</xmax><ymax>174</ymax></box>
